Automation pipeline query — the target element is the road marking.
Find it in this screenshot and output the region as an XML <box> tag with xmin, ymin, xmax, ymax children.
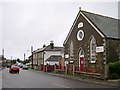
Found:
<box><xmin>52</xmin><ymin>83</ymin><xmax>71</xmax><ymax>88</ymax></box>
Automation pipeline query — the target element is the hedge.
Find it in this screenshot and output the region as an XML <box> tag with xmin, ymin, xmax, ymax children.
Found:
<box><xmin>109</xmin><ymin>61</ymin><xmax>120</xmax><ymax>79</ymax></box>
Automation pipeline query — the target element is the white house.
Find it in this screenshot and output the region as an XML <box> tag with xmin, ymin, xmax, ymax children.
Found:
<box><xmin>32</xmin><ymin>41</ymin><xmax>64</xmax><ymax>71</ymax></box>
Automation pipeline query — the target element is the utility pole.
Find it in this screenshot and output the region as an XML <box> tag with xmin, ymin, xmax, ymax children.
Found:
<box><xmin>31</xmin><ymin>46</ymin><xmax>33</xmax><ymax>69</ymax></box>
<box><xmin>2</xmin><ymin>49</ymin><xmax>4</xmax><ymax>60</ymax></box>
<box><xmin>24</xmin><ymin>53</ymin><xmax>25</xmax><ymax>61</ymax></box>
<box><xmin>2</xmin><ymin>49</ymin><xmax>4</xmax><ymax>67</ymax></box>
<box><xmin>11</xmin><ymin>56</ymin><xmax>12</xmax><ymax>65</ymax></box>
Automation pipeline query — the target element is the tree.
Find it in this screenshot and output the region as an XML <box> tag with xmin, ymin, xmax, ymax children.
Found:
<box><xmin>12</xmin><ymin>60</ymin><xmax>16</xmax><ymax>64</ymax></box>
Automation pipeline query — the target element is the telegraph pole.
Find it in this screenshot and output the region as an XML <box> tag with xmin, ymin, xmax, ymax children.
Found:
<box><xmin>31</xmin><ymin>46</ymin><xmax>33</xmax><ymax>69</ymax></box>
<box><xmin>11</xmin><ymin>56</ymin><xmax>12</xmax><ymax>65</ymax></box>
<box><xmin>24</xmin><ymin>53</ymin><xmax>25</xmax><ymax>61</ymax></box>
<box><xmin>2</xmin><ymin>49</ymin><xmax>4</xmax><ymax>67</ymax></box>
<box><xmin>2</xmin><ymin>49</ymin><xmax>4</xmax><ymax>60</ymax></box>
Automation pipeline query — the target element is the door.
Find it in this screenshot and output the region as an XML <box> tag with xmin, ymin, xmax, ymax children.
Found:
<box><xmin>41</xmin><ymin>64</ymin><xmax>44</xmax><ymax>71</ymax></box>
<box><xmin>80</xmin><ymin>56</ymin><xmax>84</xmax><ymax>71</ymax></box>
<box><xmin>79</xmin><ymin>48</ymin><xmax>84</xmax><ymax>71</ymax></box>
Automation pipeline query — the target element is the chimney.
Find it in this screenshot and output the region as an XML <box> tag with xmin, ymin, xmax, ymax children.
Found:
<box><xmin>50</xmin><ymin>41</ymin><xmax>54</xmax><ymax>49</ymax></box>
<box><xmin>79</xmin><ymin>7</ymin><xmax>81</xmax><ymax>10</ymax></box>
<box><xmin>43</xmin><ymin>44</ymin><xmax>46</xmax><ymax>48</ymax></box>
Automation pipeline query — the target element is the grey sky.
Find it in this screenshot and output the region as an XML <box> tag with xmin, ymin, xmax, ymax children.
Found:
<box><xmin>0</xmin><ymin>0</ymin><xmax>119</xmax><ymax>60</ymax></box>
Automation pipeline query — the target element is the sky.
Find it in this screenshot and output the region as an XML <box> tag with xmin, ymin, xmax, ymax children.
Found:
<box><xmin>0</xmin><ymin>0</ymin><xmax>119</xmax><ymax>60</ymax></box>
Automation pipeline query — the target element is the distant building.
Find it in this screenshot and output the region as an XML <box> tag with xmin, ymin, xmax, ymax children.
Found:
<box><xmin>0</xmin><ymin>55</ymin><xmax>2</xmax><ymax>60</ymax></box>
<box><xmin>63</xmin><ymin>9</ymin><xmax>120</xmax><ymax>79</ymax></box>
<box><xmin>0</xmin><ymin>55</ymin><xmax>2</xmax><ymax>67</ymax></box>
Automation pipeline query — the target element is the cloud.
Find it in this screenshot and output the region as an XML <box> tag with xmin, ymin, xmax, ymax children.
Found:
<box><xmin>1</xmin><ymin>1</ymin><xmax>118</xmax><ymax>59</ymax></box>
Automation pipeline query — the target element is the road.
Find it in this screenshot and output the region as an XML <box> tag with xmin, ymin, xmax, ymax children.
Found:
<box><xmin>0</xmin><ymin>69</ymin><xmax>2</xmax><ymax>90</ymax></box>
<box><xmin>2</xmin><ymin>68</ymin><xmax>117</xmax><ymax>89</ymax></box>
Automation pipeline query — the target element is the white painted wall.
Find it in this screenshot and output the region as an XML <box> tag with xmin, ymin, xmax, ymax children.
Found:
<box><xmin>44</xmin><ymin>51</ymin><xmax>61</xmax><ymax>65</ymax></box>
<box><xmin>65</xmin><ymin>61</ymin><xmax>68</xmax><ymax>66</ymax></box>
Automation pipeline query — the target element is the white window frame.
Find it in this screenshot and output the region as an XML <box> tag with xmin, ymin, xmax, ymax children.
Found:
<box><xmin>90</xmin><ymin>36</ymin><xmax>96</xmax><ymax>63</ymax></box>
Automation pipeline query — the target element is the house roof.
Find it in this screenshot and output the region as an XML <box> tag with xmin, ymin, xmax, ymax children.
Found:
<box><xmin>34</xmin><ymin>47</ymin><xmax>46</xmax><ymax>53</ymax></box>
<box><xmin>44</xmin><ymin>45</ymin><xmax>63</xmax><ymax>51</ymax></box>
<box><xmin>82</xmin><ymin>10</ymin><xmax>120</xmax><ymax>39</ymax></box>
<box><xmin>64</xmin><ymin>10</ymin><xmax>120</xmax><ymax>45</ymax></box>
<box><xmin>34</xmin><ymin>45</ymin><xmax>64</xmax><ymax>53</ymax></box>
<box><xmin>45</xmin><ymin>55</ymin><xmax>62</xmax><ymax>62</ymax></box>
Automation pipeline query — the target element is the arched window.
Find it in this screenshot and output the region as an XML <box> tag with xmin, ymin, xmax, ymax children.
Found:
<box><xmin>90</xmin><ymin>36</ymin><xmax>96</xmax><ymax>63</ymax></box>
<box><xmin>70</xmin><ymin>41</ymin><xmax>74</xmax><ymax>59</ymax></box>
<box><xmin>79</xmin><ymin>48</ymin><xmax>84</xmax><ymax>56</ymax></box>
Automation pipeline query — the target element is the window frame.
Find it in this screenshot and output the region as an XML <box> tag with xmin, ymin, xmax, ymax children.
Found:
<box><xmin>90</xmin><ymin>36</ymin><xmax>96</xmax><ymax>63</ymax></box>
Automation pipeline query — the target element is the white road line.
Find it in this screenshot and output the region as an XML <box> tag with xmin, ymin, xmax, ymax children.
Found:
<box><xmin>52</xmin><ymin>83</ymin><xmax>71</xmax><ymax>88</ymax></box>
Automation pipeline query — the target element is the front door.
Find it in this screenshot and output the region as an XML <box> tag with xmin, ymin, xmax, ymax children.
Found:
<box><xmin>80</xmin><ymin>56</ymin><xmax>84</xmax><ymax>71</ymax></box>
<box><xmin>79</xmin><ymin>48</ymin><xmax>84</xmax><ymax>71</ymax></box>
<box><xmin>41</xmin><ymin>64</ymin><xmax>44</xmax><ymax>71</ymax></box>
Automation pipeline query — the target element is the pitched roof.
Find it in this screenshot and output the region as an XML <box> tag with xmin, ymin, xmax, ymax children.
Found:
<box><xmin>82</xmin><ymin>10</ymin><xmax>120</xmax><ymax>39</ymax></box>
<box><xmin>45</xmin><ymin>55</ymin><xmax>62</xmax><ymax>62</ymax></box>
<box><xmin>34</xmin><ymin>45</ymin><xmax>64</xmax><ymax>53</ymax></box>
<box><xmin>44</xmin><ymin>45</ymin><xmax>63</xmax><ymax>51</ymax></box>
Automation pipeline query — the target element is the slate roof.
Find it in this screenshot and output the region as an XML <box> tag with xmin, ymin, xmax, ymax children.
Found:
<box><xmin>82</xmin><ymin>10</ymin><xmax>120</xmax><ymax>39</ymax></box>
<box><xmin>34</xmin><ymin>45</ymin><xmax>64</xmax><ymax>53</ymax></box>
<box><xmin>44</xmin><ymin>45</ymin><xmax>64</xmax><ymax>51</ymax></box>
<box><xmin>45</xmin><ymin>55</ymin><xmax>62</xmax><ymax>62</ymax></box>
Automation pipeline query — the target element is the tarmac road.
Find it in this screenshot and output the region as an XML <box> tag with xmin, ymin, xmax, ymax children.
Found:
<box><xmin>2</xmin><ymin>68</ymin><xmax>118</xmax><ymax>89</ymax></box>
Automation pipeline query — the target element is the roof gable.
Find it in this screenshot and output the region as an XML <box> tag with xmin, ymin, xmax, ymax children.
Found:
<box><xmin>64</xmin><ymin>10</ymin><xmax>120</xmax><ymax>45</ymax></box>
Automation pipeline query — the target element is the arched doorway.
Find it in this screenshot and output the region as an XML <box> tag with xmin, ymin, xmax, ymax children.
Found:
<box><xmin>79</xmin><ymin>47</ymin><xmax>84</xmax><ymax>71</ymax></box>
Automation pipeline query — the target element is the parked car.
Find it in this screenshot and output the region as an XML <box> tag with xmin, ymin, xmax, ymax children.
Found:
<box><xmin>22</xmin><ymin>65</ymin><xmax>29</xmax><ymax>70</ymax></box>
<box><xmin>19</xmin><ymin>64</ymin><xmax>24</xmax><ymax>68</ymax></box>
<box><xmin>9</xmin><ymin>65</ymin><xmax>20</xmax><ymax>73</ymax></box>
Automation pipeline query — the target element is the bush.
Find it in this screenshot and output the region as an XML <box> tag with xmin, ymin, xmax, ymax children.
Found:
<box><xmin>109</xmin><ymin>61</ymin><xmax>120</xmax><ymax>79</ymax></box>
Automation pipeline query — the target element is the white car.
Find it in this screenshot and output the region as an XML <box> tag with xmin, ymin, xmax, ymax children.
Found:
<box><xmin>22</xmin><ymin>65</ymin><xmax>29</xmax><ymax>70</ymax></box>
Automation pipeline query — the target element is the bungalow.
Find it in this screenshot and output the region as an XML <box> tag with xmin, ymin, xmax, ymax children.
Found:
<box><xmin>45</xmin><ymin>55</ymin><xmax>62</xmax><ymax>65</ymax></box>
<box><xmin>63</xmin><ymin>9</ymin><xmax>120</xmax><ymax>79</ymax></box>
<box><xmin>45</xmin><ymin>55</ymin><xmax>62</xmax><ymax>72</ymax></box>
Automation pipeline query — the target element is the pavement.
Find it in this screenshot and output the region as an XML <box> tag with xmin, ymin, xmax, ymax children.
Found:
<box><xmin>47</xmin><ymin>72</ymin><xmax>120</xmax><ymax>87</ymax></box>
<box><xmin>30</xmin><ymin>69</ymin><xmax>120</xmax><ymax>87</ymax></box>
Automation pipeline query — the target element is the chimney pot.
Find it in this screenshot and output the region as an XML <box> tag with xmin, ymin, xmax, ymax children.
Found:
<box><xmin>50</xmin><ymin>41</ymin><xmax>54</xmax><ymax>49</ymax></box>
